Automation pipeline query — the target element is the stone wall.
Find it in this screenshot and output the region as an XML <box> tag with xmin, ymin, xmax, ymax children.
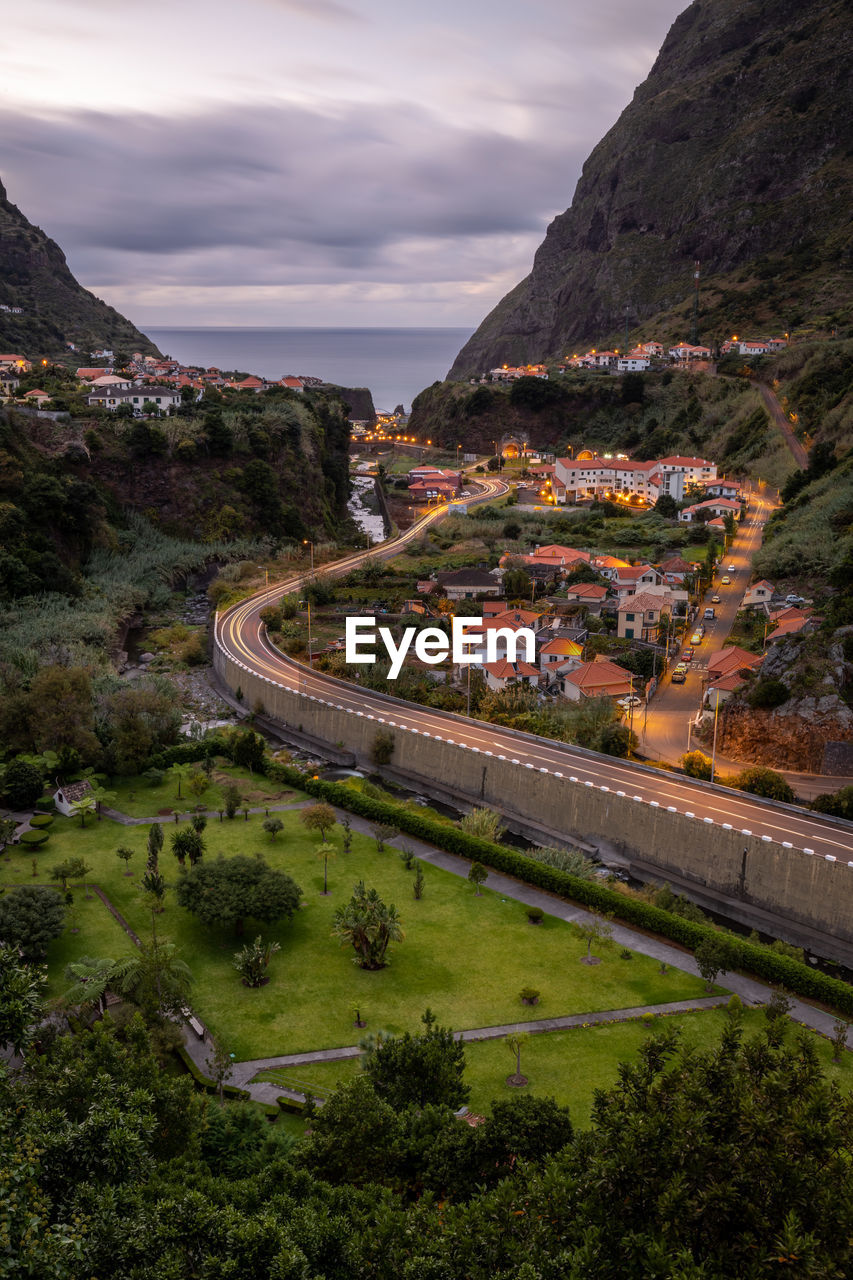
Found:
<box><xmin>215</xmin><ymin>644</ymin><xmax>853</xmax><ymax>958</ymax></box>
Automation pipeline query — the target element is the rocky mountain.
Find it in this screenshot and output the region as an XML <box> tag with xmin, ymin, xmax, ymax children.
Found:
<box><xmin>449</xmin><ymin>0</ymin><xmax>853</xmax><ymax>379</ymax></box>
<box><xmin>0</xmin><ymin>177</ymin><xmax>160</xmax><ymax>361</ymax></box>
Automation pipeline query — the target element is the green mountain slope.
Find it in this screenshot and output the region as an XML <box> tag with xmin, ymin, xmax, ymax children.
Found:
<box><xmin>449</xmin><ymin>0</ymin><xmax>853</xmax><ymax>378</ymax></box>
<box><xmin>0</xmin><ymin>177</ymin><xmax>160</xmax><ymax>360</ymax></box>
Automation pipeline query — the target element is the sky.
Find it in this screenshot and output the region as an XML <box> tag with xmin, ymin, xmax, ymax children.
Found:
<box><xmin>1</xmin><ymin>0</ymin><xmax>686</xmax><ymax>328</ymax></box>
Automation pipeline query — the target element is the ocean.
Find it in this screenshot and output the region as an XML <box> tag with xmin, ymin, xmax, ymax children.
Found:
<box><xmin>144</xmin><ymin>326</ymin><xmax>473</xmax><ymax>414</ymax></box>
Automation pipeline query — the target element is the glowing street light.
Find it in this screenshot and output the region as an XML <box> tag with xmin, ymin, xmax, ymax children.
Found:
<box><xmin>302</xmin><ymin>539</ymin><xmax>314</xmax><ymax>573</ymax></box>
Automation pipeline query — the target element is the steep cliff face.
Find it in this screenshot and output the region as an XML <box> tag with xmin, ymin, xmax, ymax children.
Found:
<box><xmin>449</xmin><ymin>0</ymin><xmax>853</xmax><ymax>378</ymax></box>
<box><xmin>0</xmin><ymin>177</ymin><xmax>160</xmax><ymax>359</ymax></box>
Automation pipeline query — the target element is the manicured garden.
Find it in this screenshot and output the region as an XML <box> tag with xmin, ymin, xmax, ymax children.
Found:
<box><xmin>6</xmin><ymin>789</ymin><xmax>710</xmax><ymax>1061</ymax></box>
<box><xmin>256</xmin><ymin>1006</ymin><xmax>853</xmax><ymax>1126</ymax></box>
<box><xmin>106</xmin><ymin>761</ymin><xmax>305</xmax><ymax>819</ymax></box>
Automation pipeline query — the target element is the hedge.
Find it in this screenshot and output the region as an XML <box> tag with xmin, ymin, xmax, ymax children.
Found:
<box><xmin>266</xmin><ymin>761</ymin><xmax>853</xmax><ymax>1018</ymax></box>
<box><xmin>18</xmin><ymin>830</ymin><xmax>50</xmax><ymax>848</ymax></box>
<box><xmin>29</xmin><ymin>814</ymin><xmax>54</xmax><ymax>829</ymax></box>
<box><xmin>175</xmin><ymin>1044</ymin><xmax>250</xmax><ymax>1101</ymax></box>
<box><xmin>36</xmin><ymin>796</ymin><xmax>56</xmax><ymax>813</ymax></box>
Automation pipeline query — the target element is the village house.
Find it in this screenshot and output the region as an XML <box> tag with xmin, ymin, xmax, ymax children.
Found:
<box><xmin>678</xmin><ymin>497</ymin><xmax>741</xmax><ymax>524</ymax></box>
<box><xmin>706</xmin><ymin>646</ymin><xmax>764</xmax><ymax>683</ymax></box>
<box><xmin>701</xmin><ymin>478</ymin><xmax>742</xmax><ymax>500</ymax></box>
<box><xmin>489</xmin><ymin>364</ymin><xmax>548</xmax><ymax>381</ymax></box>
<box><xmin>0</xmin><ymin>372</ymin><xmax>19</xmax><ymax>398</ymax></box>
<box><xmin>482</xmin><ymin>658</ymin><xmax>541</xmax><ymax>691</ymax></box>
<box><xmin>563</xmin><ymin>583</ymin><xmax>609</xmax><ymax>611</ymax></box>
<box><xmin>559</xmin><ymin>656</ymin><xmax>635</xmax><ymax>702</ymax></box>
<box><xmin>433</xmin><ymin>568</ymin><xmax>503</xmax><ymax>601</ymax></box>
<box><xmin>658</xmin><ymin>555</ymin><xmax>692</xmax><ymax>586</ymax></box>
<box><xmin>611</xmin><ymin>564</ymin><xmax>662</xmax><ymax>599</ymax></box>
<box><xmin>669</xmin><ymin>343</ymin><xmax>712</xmax><ymax>361</ymax></box>
<box><xmin>617</xmin><ymin>590</ymin><xmax>673</xmax><ymax>642</ymax></box>
<box><xmin>465</xmin><ymin>607</ymin><xmax>547</xmax><ymax>667</ymax></box>
<box><xmin>86</xmin><ymin>386</ymin><xmax>182</xmax><ymax>414</ymax></box>
<box><xmin>0</xmin><ymin>354</ymin><xmax>32</xmax><ymax>372</ymax></box>
<box><xmin>537</xmin><ymin>635</ymin><xmax>584</xmax><ymax>675</ymax></box>
<box><xmin>616</xmin><ymin>354</ymin><xmax>651</xmax><ymax>372</ymax></box>
<box><xmin>766</xmin><ymin>606</ymin><xmax>815</xmax><ymax>643</ymax></box>
<box><xmin>742</xmin><ymin>580</ymin><xmax>776</xmax><ymax>610</ymax></box>
<box><xmin>23</xmin><ymin>389</ymin><xmax>51</xmax><ymax>406</ymax></box>
<box><xmin>53</xmin><ymin>778</ymin><xmax>94</xmax><ymax>817</ymax></box>
<box><xmin>705</xmin><ymin>670</ymin><xmax>749</xmax><ymax>704</ymax></box>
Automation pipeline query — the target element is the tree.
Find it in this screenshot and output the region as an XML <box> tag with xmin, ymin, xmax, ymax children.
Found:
<box><xmin>371</xmin><ymin>729</ymin><xmax>395</xmax><ymax>765</ymax></box>
<box><xmin>372</xmin><ymin>823</ymin><xmax>398</xmax><ymax>853</ymax></box>
<box><xmin>69</xmin><ymin>792</ymin><xmax>97</xmax><ymax>827</ymax></box>
<box><xmin>577</xmin><ymin>914</ymin><xmax>613</xmax><ymax>963</ymax></box>
<box><xmin>141</xmin><ymin>869</ymin><xmax>167</xmax><ymax>913</ymax></box>
<box><xmin>147</xmin><ymin>821</ymin><xmax>163</xmax><ymax>872</ymax></box>
<box><xmin>233</xmin><ymin>935</ymin><xmax>281</xmax><ymax>987</ymax></box>
<box><xmin>341</xmin><ymin>816</ymin><xmax>352</xmax><ymax>854</ymax></box>
<box><xmin>299</xmin><ymin>1075</ymin><xmax>401</xmax><ymax>1185</ymax></box>
<box><xmin>503</xmin><ymin>567</ymin><xmax>531</xmax><ymax>598</ymax></box>
<box><xmin>694</xmin><ymin>935</ymin><xmax>733</xmax><ymax>991</ymax></box>
<box><xmin>2</xmin><ymin>758</ymin><xmax>43</xmax><ymax>809</ymax></box>
<box><xmin>49</xmin><ymin>856</ymin><xmax>91</xmax><ymax>893</ymax></box>
<box><xmin>0</xmin><ymin>817</ymin><xmax>18</xmax><ymax>853</ymax></box>
<box><xmin>0</xmin><ymin>885</ymin><xmax>65</xmax><ymax>959</ymax></box>
<box><xmin>316</xmin><ymin>843</ymin><xmax>336</xmax><ymax>895</ymax></box>
<box><xmin>735</xmin><ymin>766</ymin><xmax>795</xmax><ymax>803</ymax></box>
<box><xmin>811</xmin><ymin>785</ymin><xmax>853</xmax><ymax>821</ymax></box>
<box><xmin>505</xmin><ymin>1031</ymin><xmax>529</xmax><ymax>1085</ymax></box>
<box><xmin>224</xmin><ymin>783</ymin><xmax>241</xmax><ymax>819</ymax></box>
<box><xmin>0</xmin><ymin>945</ymin><xmax>45</xmax><ymax>1054</ymax></box>
<box><xmin>654</xmin><ymin>493</ymin><xmax>678</xmax><ymax>518</ymax></box>
<box><xmin>170</xmin><ymin>826</ymin><xmax>205</xmax><ymax>867</ymax></box>
<box><xmin>332</xmin><ymin>880</ymin><xmax>403</xmax><ymax>970</ymax></box>
<box><xmin>301</xmin><ymin>802</ymin><xmax>336</xmax><ymax>843</ymax></box>
<box><xmin>363</xmin><ymin>1007</ymin><xmax>469</xmax><ymax>1110</ymax></box>
<box><xmin>62</xmin><ymin>954</ymin><xmax>136</xmax><ymax>1023</ymax></box>
<box><xmin>262</xmin><ymin>817</ymin><xmax>283</xmax><ymax>840</ymax></box>
<box><xmin>682</xmin><ymin>750</ymin><xmax>713</xmax><ymax>779</ymax></box>
<box><xmin>413</xmin><ymin>863</ymin><xmax>425</xmax><ymax>899</ymax></box>
<box><xmin>116</xmin><ymin>845</ymin><xmax>135</xmax><ymax>874</ymax></box>
<box><xmin>175</xmin><ymin>854</ymin><xmax>302</xmax><ymax>936</ymax></box>
<box><xmin>168</xmin><ymin>762</ymin><xmax>193</xmax><ymax>800</ymax></box>
<box><xmin>207</xmin><ymin>1037</ymin><xmax>234</xmax><ymax>1105</ymax></box>
<box><xmin>230</xmin><ymin>729</ymin><xmax>266</xmax><ymax>774</ymax></box>
<box><xmin>468</xmin><ymin>862</ymin><xmax>488</xmax><ymax>895</ymax></box>
<box><xmin>117</xmin><ymin>938</ymin><xmax>193</xmax><ymax>1021</ymax></box>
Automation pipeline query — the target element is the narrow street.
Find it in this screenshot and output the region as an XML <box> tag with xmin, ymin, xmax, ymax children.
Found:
<box><xmin>639</xmin><ymin>485</ymin><xmax>776</xmax><ymax>779</ymax></box>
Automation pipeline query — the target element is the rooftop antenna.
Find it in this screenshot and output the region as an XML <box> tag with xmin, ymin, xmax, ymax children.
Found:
<box><xmin>691</xmin><ymin>260</ymin><xmax>700</xmax><ymax>345</ymax></box>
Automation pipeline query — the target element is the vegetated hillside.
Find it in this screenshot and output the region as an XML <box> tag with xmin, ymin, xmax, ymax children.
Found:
<box><xmin>0</xmin><ymin>176</ymin><xmax>160</xmax><ymax>361</ymax></box>
<box><xmin>449</xmin><ymin>0</ymin><xmax>853</xmax><ymax>378</ymax></box>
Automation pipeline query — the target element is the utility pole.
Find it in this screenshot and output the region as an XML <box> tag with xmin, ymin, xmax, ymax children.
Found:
<box><xmin>691</xmin><ymin>260</ymin><xmax>700</xmax><ymax>345</ymax></box>
<box><xmin>710</xmin><ymin>691</ymin><xmax>720</xmax><ymax>782</ymax></box>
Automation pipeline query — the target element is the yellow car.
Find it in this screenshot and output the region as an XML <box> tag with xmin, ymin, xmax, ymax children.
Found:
<box><xmin>690</xmin><ymin>632</ymin><xmax>703</xmax><ymax>646</ymax></box>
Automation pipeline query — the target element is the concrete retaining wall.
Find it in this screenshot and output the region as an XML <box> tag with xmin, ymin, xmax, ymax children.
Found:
<box><xmin>215</xmin><ymin>644</ymin><xmax>853</xmax><ymax>960</ymax></box>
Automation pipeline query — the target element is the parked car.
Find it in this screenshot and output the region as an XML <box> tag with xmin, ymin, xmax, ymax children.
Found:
<box><xmin>703</xmin><ymin>607</ymin><xmax>715</xmax><ymax>619</ymax></box>
<box><xmin>618</xmin><ymin>694</ymin><xmax>643</xmax><ymax>710</ymax></box>
<box><xmin>727</xmin><ymin>564</ymin><xmax>736</xmax><ymax>572</ymax></box>
<box><xmin>720</xmin><ymin>576</ymin><xmax>731</xmax><ymax>585</ymax></box>
<box><xmin>671</xmin><ymin>665</ymin><xmax>687</xmax><ymax>684</ymax></box>
<box><xmin>711</xmin><ymin>594</ymin><xmax>721</xmax><ymax>603</ymax></box>
<box><xmin>785</xmin><ymin>593</ymin><xmax>805</xmax><ymax>605</ymax></box>
<box><xmin>682</xmin><ymin>647</ymin><xmax>694</xmax><ymax>661</ymax></box>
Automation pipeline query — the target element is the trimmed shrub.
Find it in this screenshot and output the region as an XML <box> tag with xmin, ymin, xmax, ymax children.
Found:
<box><xmin>264</xmin><ymin>760</ymin><xmax>853</xmax><ymax>1018</ymax></box>
<box><xmin>36</xmin><ymin>796</ymin><xmax>56</xmax><ymax>812</ymax></box>
<box><xmin>19</xmin><ymin>830</ymin><xmax>50</xmax><ymax>848</ymax></box>
<box><xmin>28</xmin><ymin>814</ymin><xmax>54</xmax><ymax>829</ymax></box>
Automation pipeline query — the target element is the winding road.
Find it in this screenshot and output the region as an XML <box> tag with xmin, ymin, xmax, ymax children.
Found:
<box><xmin>216</xmin><ymin>478</ymin><xmax>852</xmax><ymax>864</ymax></box>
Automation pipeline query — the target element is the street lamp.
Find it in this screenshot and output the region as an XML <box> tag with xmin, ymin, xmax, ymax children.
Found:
<box><xmin>302</xmin><ymin>539</ymin><xmax>314</xmax><ymax>573</ymax></box>
<box><xmin>709</xmin><ymin>691</ymin><xmax>721</xmax><ymax>782</ymax></box>
<box><xmin>256</xmin><ymin>564</ymin><xmax>269</xmax><ymax>588</ymax></box>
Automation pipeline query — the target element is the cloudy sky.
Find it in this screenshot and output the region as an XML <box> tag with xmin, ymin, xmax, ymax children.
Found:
<box><xmin>2</xmin><ymin>0</ymin><xmax>685</xmax><ymax>327</ymax></box>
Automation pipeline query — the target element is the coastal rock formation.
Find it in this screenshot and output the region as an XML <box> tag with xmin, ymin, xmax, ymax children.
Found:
<box><xmin>449</xmin><ymin>0</ymin><xmax>853</xmax><ymax>378</ymax></box>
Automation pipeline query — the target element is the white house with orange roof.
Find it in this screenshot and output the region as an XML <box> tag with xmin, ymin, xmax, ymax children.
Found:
<box><xmin>538</xmin><ymin>635</ymin><xmax>584</xmax><ymax>675</ymax></box>
<box><xmin>743</xmin><ymin>580</ymin><xmax>776</xmax><ymax>609</ymax></box>
<box><xmin>559</xmin><ymin>657</ymin><xmax>635</xmax><ymax>702</ymax></box>
<box><xmin>617</xmin><ymin>590</ymin><xmax>674</xmax><ymax>641</ymax></box>
<box><xmin>669</xmin><ymin>343</ymin><xmax>712</xmax><ymax>361</ymax></box>
<box><xmin>591</xmin><ymin>554</ymin><xmax>631</xmax><ymax>579</ymax></box>
<box><xmin>707</xmin><ymin>646</ymin><xmax>763</xmax><ymax>682</ymax></box>
<box><xmin>617</xmin><ymin>354</ymin><xmax>650</xmax><ymax>371</ymax></box>
<box><xmin>464</xmin><ymin>607</ymin><xmax>545</xmax><ymax>668</ymax></box>
<box><xmin>563</xmin><ymin>583</ymin><xmax>609</xmax><ymax>609</ymax></box>
<box><xmin>678</xmin><ymin>497</ymin><xmax>741</xmax><ymax>523</ymax></box>
<box><xmin>482</xmin><ymin>658</ymin><xmax>541</xmax><ymax>691</ymax></box>
<box><xmin>612</xmin><ymin>564</ymin><xmax>662</xmax><ymax>599</ymax></box>
<box><xmin>0</xmin><ymin>354</ymin><xmax>31</xmax><ymax>372</ymax></box>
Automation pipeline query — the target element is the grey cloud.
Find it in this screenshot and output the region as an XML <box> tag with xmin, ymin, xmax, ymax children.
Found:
<box><xmin>0</xmin><ymin>101</ymin><xmax>578</xmax><ymax>282</ymax></box>
<box><xmin>260</xmin><ymin>0</ymin><xmax>365</xmax><ymax>21</ymax></box>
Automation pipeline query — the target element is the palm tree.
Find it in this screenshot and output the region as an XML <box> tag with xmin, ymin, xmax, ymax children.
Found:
<box><xmin>116</xmin><ymin>939</ymin><xmax>194</xmax><ymax>1021</ymax></box>
<box><xmin>168</xmin><ymin>763</ymin><xmax>193</xmax><ymax>801</ymax></box>
<box><xmin>69</xmin><ymin>794</ymin><xmax>97</xmax><ymax>828</ymax></box>
<box><xmin>63</xmin><ymin>954</ymin><xmax>137</xmax><ymax>1022</ymax></box>
<box><xmin>332</xmin><ymin>880</ymin><xmax>404</xmax><ymax>970</ymax></box>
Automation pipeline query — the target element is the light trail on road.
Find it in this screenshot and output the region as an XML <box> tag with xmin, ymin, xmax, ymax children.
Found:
<box><xmin>217</xmin><ymin>476</ymin><xmax>853</xmax><ymax>864</ymax></box>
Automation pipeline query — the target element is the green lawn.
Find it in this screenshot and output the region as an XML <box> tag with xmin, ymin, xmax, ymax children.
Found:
<box><xmin>106</xmin><ymin>760</ymin><xmax>307</xmax><ymax>818</ymax></box>
<box><xmin>14</xmin><ymin>804</ymin><xmax>709</xmax><ymax>1060</ymax></box>
<box><xmin>256</xmin><ymin>1008</ymin><xmax>853</xmax><ymax>1127</ymax></box>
